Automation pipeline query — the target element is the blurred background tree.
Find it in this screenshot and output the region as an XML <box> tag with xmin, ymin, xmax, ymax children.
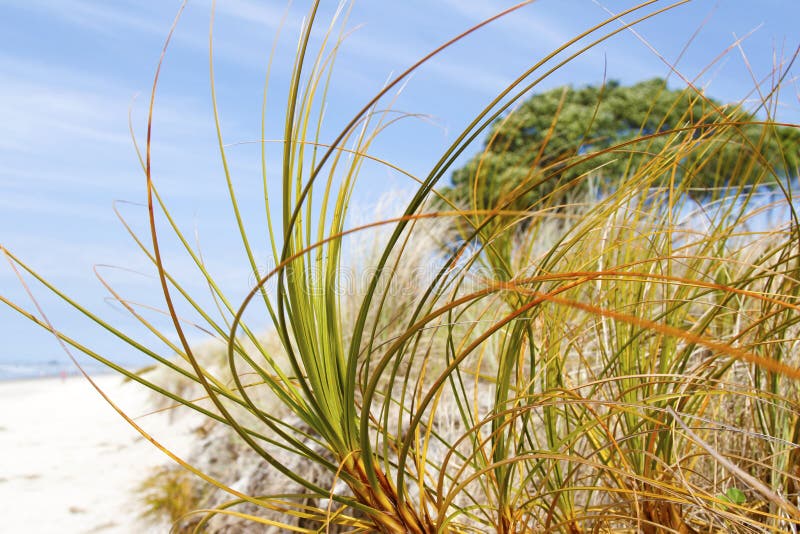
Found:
<box><xmin>440</xmin><ymin>78</ymin><xmax>800</xmax><ymax>219</ymax></box>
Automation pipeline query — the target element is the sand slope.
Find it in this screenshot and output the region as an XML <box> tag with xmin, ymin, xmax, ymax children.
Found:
<box><xmin>1</xmin><ymin>374</ymin><xmax>199</xmax><ymax>533</ymax></box>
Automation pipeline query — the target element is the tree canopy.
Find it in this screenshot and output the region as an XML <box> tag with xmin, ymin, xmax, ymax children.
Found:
<box><xmin>441</xmin><ymin>78</ymin><xmax>800</xmax><ymax>218</ymax></box>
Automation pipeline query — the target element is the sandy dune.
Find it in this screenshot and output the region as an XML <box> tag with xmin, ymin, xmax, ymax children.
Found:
<box><xmin>1</xmin><ymin>374</ymin><xmax>199</xmax><ymax>533</ymax></box>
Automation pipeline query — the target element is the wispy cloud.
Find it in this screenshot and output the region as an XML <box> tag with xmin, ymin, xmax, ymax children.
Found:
<box><xmin>4</xmin><ymin>0</ymin><xmax>283</xmax><ymax>72</ymax></box>
<box><xmin>338</xmin><ymin>27</ymin><xmax>512</xmax><ymax>97</ymax></box>
<box><xmin>0</xmin><ymin>51</ymin><xmax>143</xmax><ymax>154</ymax></box>
<box><xmin>0</xmin><ymin>82</ymin><xmax>131</xmax><ymax>153</ymax></box>
<box><xmin>0</xmin><ymin>50</ymin><xmax>216</xmax><ymax>153</ymax></box>
<box><xmin>210</xmin><ymin>0</ymin><xmax>296</xmax><ymax>31</ymax></box>
<box><xmin>438</xmin><ymin>0</ymin><xmax>655</xmax><ymax>81</ymax></box>
<box><xmin>438</xmin><ymin>0</ymin><xmax>573</xmax><ymax>50</ymax></box>
<box><xmin>0</xmin><ymin>190</ymin><xmax>118</xmax><ymax>222</ymax></box>
<box><xmin>5</xmin><ymin>0</ymin><xmax>169</xmax><ymax>36</ymax></box>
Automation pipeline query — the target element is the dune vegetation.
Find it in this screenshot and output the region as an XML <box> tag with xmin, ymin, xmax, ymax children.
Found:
<box><xmin>3</xmin><ymin>1</ymin><xmax>800</xmax><ymax>532</ymax></box>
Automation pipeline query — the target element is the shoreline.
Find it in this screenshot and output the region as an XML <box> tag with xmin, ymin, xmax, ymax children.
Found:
<box><xmin>0</xmin><ymin>369</ymin><xmax>117</xmax><ymax>384</ymax></box>
<box><xmin>0</xmin><ymin>373</ymin><xmax>200</xmax><ymax>533</ymax></box>
<box><xmin>0</xmin><ymin>360</ymin><xmax>140</xmax><ymax>384</ymax></box>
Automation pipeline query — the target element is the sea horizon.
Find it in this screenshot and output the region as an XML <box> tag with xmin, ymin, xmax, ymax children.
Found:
<box><xmin>0</xmin><ymin>358</ymin><xmax>124</xmax><ymax>382</ymax></box>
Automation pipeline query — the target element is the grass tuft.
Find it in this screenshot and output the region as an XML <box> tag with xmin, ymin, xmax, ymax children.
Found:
<box><xmin>2</xmin><ymin>1</ymin><xmax>799</xmax><ymax>532</ymax></box>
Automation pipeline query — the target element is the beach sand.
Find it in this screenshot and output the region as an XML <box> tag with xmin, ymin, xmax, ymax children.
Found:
<box><xmin>0</xmin><ymin>373</ymin><xmax>200</xmax><ymax>533</ymax></box>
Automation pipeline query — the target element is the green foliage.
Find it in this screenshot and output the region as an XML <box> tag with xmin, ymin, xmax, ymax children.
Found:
<box><xmin>720</xmin><ymin>487</ymin><xmax>747</xmax><ymax>506</ymax></box>
<box><xmin>442</xmin><ymin>78</ymin><xmax>800</xmax><ymax>215</ymax></box>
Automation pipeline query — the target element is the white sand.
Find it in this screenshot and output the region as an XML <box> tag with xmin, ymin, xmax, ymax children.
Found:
<box><xmin>0</xmin><ymin>374</ymin><xmax>200</xmax><ymax>533</ymax></box>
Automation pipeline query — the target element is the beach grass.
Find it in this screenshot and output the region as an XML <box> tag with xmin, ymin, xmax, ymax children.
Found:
<box><xmin>2</xmin><ymin>1</ymin><xmax>800</xmax><ymax>532</ymax></box>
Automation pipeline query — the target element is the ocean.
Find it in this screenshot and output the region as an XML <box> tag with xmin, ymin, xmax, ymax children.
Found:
<box><xmin>0</xmin><ymin>359</ymin><xmax>114</xmax><ymax>381</ymax></box>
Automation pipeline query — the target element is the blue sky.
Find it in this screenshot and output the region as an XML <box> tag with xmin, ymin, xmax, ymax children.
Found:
<box><xmin>1</xmin><ymin>0</ymin><xmax>799</xmax><ymax>370</ymax></box>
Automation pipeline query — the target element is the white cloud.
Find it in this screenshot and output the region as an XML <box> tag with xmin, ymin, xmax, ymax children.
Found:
<box><xmin>0</xmin><ymin>51</ymin><xmax>218</xmax><ymax>155</ymax></box>
<box><xmin>0</xmin><ymin>190</ymin><xmax>117</xmax><ymax>222</ymax></box>
<box><xmin>0</xmin><ymin>86</ymin><xmax>131</xmax><ymax>153</ymax></box>
<box><xmin>0</xmin><ymin>53</ymin><xmax>137</xmax><ymax>154</ymax></box>
<box><xmin>5</xmin><ymin>0</ymin><xmax>170</xmax><ymax>35</ymax></box>
<box><xmin>438</xmin><ymin>0</ymin><xmax>573</xmax><ymax>50</ymax></box>
<box><xmin>337</xmin><ymin>26</ymin><xmax>512</xmax><ymax>97</ymax></box>
<box><xmin>210</xmin><ymin>0</ymin><xmax>295</xmax><ymax>30</ymax></box>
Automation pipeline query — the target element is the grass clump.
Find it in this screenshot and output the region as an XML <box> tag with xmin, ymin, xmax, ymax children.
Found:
<box><xmin>2</xmin><ymin>1</ymin><xmax>800</xmax><ymax>532</ymax></box>
<box><xmin>138</xmin><ymin>465</ymin><xmax>207</xmax><ymax>533</ymax></box>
